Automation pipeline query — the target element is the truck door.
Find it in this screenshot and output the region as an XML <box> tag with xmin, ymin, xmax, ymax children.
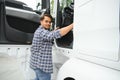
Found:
<box><xmin>74</xmin><ymin>0</ymin><xmax>119</xmax><ymax>61</ymax></box>
<box><xmin>0</xmin><ymin>0</ymin><xmax>50</xmax><ymax>44</ymax></box>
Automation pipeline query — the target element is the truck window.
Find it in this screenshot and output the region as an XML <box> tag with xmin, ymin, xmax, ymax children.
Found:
<box><xmin>56</xmin><ymin>0</ymin><xmax>74</xmax><ymax>49</ymax></box>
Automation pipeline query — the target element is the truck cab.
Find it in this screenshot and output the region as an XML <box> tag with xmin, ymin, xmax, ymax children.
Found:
<box><xmin>52</xmin><ymin>0</ymin><xmax>120</xmax><ymax>80</ymax></box>
<box><xmin>0</xmin><ymin>0</ymin><xmax>120</xmax><ymax>80</ymax></box>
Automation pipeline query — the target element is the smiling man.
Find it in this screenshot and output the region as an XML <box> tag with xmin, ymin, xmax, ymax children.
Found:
<box><xmin>30</xmin><ymin>14</ymin><xmax>73</xmax><ymax>80</ymax></box>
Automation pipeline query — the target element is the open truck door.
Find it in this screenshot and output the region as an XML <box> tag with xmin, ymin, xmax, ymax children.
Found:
<box><xmin>0</xmin><ymin>0</ymin><xmax>51</xmax><ymax>80</ymax></box>
<box><xmin>0</xmin><ymin>0</ymin><xmax>50</xmax><ymax>44</ymax></box>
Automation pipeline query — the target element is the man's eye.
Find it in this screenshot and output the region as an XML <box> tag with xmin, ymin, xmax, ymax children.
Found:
<box><xmin>45</xmin><ymin>20</ymin><xmax>51</xmax><ymax>23</ymax></box>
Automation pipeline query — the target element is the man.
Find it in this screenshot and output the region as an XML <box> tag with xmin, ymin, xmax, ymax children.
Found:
<box><xmin>30</xmin><ymin>14</ymin><xmax>73</xmax><ymax>80</ymax></box>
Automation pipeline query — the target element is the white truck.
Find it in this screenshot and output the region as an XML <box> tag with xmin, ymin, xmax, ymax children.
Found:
<box><xmin>55</xmin><ymin>0</ymin><xmax>120</xmax><ymax>80</ymax></box>
<box><xmin>52</xmin><ymin>0</ymin><xmax>120</xmax><ymax>80</ymax></box>
<box><xmin>0</xmin><ymin>0</ymin><xmax>120</xmax><ymax>80</ymax></box>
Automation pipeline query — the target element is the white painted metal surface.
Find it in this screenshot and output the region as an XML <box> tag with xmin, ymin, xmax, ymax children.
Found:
<box><xmin>56</xmin><ymin>0</ymin><xmax>120</xmax><ymax>80</ymax></box>
<box><xmin>74</xmin><ymin>0</ymin><xmax>119</xmax><ymax>61</ymax></box>
<box><xmin>57</xmin><ymin>58</ymin><xmax>120</xmax><ymax>80</ymax></box>
<box><xmin>0</xmin><ymin>45</ymin><xmax>35</xmax><ymax>80</ymax></box>
<box><xmin>73</xmin><ymin>0</ymin><xmax>120</xmax><ymax>70</ymax></box>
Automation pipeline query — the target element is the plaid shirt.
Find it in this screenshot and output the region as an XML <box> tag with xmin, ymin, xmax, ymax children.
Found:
<box><xmin>30</xmin><ymin>26</ymin><xmax>61</xmax><ymax>73</ymax></box>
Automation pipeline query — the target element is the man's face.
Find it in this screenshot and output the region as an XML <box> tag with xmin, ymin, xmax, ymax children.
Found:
<box><xmin>40</xmin><ymin>16</ymin><xmax>52</xmax><ymax>29</ymax></box>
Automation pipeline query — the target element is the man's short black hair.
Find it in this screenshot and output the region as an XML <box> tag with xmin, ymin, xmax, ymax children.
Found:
<box><xmin>40</xmin><ymin>14</ymin><xmax>53</xmax><ymax>21</ymax></box>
